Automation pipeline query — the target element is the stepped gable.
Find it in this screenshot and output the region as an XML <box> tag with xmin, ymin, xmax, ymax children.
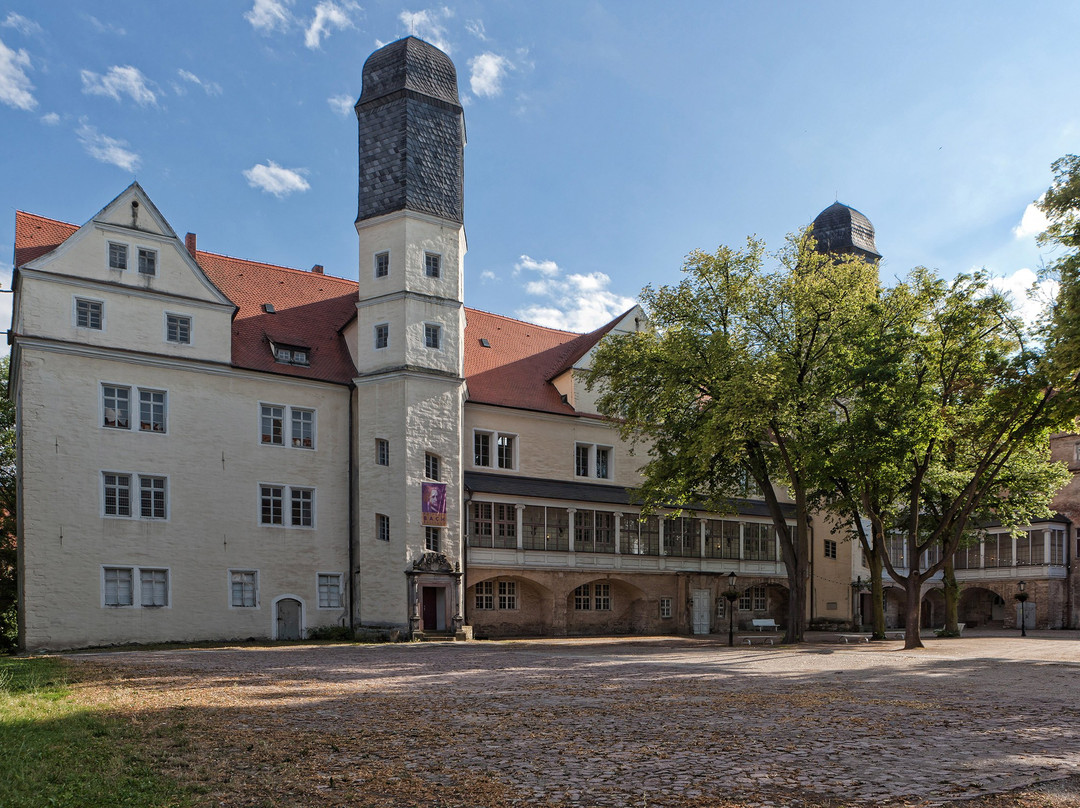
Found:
<box><xmin>463</xmin><ymin>309</ymin><xmax>621</xmax><ymax>416</ymax></box>
<box><xmin>811</xmin><ymin>201</ymin><xmax>881</xmax><ymax>261</ymax></box>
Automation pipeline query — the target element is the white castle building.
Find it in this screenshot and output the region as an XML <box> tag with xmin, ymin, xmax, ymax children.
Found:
<box><xmin>10</xmin><ymin>38</ymin><xmax>1077</xmax><ymax>650</ymax></box>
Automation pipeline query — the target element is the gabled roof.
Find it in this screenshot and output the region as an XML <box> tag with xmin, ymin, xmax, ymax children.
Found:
<box><xmin>13</xmin><ymin>209</ymin><xmax>625</xmax><ymax>401</ymax></box>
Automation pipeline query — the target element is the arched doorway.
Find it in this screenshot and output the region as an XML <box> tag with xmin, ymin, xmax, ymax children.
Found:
<box><xmin>958</xmin><ymin>587</ymin><xmax>1006</xmax><ymax>628</ymax></box>
<box><xmin>275</xmin><ymin>597</ymin><xmax>303</xmax><ymax>640</ymax></box>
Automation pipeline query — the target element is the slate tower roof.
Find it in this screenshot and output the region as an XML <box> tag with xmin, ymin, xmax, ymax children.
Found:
<box><xmin>355</xmin><ymin>36</ymin><xmax>464</xmax><ymax>224</ymax></box>
<box><xmin>811</xmin><ymin>201</ymin><xmax>881</xmax><ymax>263</ymax></box>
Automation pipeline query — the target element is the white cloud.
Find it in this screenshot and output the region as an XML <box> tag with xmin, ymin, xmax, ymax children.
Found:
<box><xmin>469</xmin><ymin>52</ymin><xmax>512</xmax><ymax>98</ymax></box>
<box><xmin>243</xmin><ymin>160</ymin><xmax>310</xmax><ymax>198</ymax></box>
<box><xmin>176</xmin><ymin>69</ymin><xmax>222</xmax><ymax>96</ymax></box>
<box><xmin>327</xmin><ymin>93</ymin><xmax>354</xmax><ymax>115</ymax></box>
<box><xmin>988</xmin><ymin>267</ymin><xmax>1059</xmax><ymax>330</ymax></box>
<box><xmin>399</xmin><ymin>7</ymin><xmax>453</xmax><ymax>53</ymax></box>
<box><xmin>76</xmin><ymin>122</ymin><xmax>140</xmax><ymax>171</ymax></box>
<box><xmin>86</xmin><ymin>16</ymin><xmax>126</xmax><ymax>36</ymax></box>
<box><xmin>2</xmin><ymin>13</ymin><xmax>42</xmax><ymax>36</ymax></box>
<box><xmin>305</xmin><ymin>0</ymin><xmax>360</xmax><ymax>49</ymax></box>
<box><xmin>0</xmin><ymin>37</ymin><xmax>35</xmax><ymax>110</ymax></box>
<box><xmin>1013</xmin><ymin>199</ymin><xmax>1049</xmax><ymax>240</ymax></box>
<box><xmin>40</xmin><ymin>111</ymin><xmax>59</xmax><ymax>125</ymax></box>
<box><xmin>245</xmin><ymin>0</ymin><xmax>293</xmax><ymax>32</ymax></box>
<box><xmin>512</xmin><ymin>255</ymin><xmax>637</xmax><ymax>332</ymax></box>
<box><xmin>465</xmin><ymin>19</ymin><xmax>487</xmax><ymax>41</ymax></box>
<box><xmin>81</xmin><ymin>65</ymin><xmax>157</xmax><ymax>105</ymax></box>
<box><xmin>479</xmin><ymin>270</ymin><xmax>496</xmax><ymax>282</ymax></box>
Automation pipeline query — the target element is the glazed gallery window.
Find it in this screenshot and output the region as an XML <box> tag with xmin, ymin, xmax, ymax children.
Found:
<box><xmin>165</xmin><ymin>313</ymin><xmax>191</xmax><ymax>344</ymax></box>
<box><xmin>75</xmin><ymin>298</ymin><xmax>103</xmax><ymax>330</ymax></box>
<box><xmin>469</xmin><ymin>502</ymin><xmax>517</xmax><ymax>549</ymax></box>
<box><xmin>474</xmin><ymin>431</ymin><xmax>516</xmax><ymax>469</ymax></box>
<box><xmin>318</xmin><ymin>573</ymin><xmax>343</xmax><ymax>608</ymax></box>
<box><xmin>573</xmin><ymin>510</ymin><xmax>616</xmax><ymax>553</ymax></box>
<box><xmin>230</xmin><ymin>570</ymin><xmax>257</xmax><ymax>608</ymax></box>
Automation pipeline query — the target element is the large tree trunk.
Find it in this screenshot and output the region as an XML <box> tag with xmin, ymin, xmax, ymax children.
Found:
<box><xmin>904</xmin><ymin>577</ymin><xmax>924</xmax><ymax>649</ymax></box>
<box><xmin>943</xmin><ymin>556</ymin><xmax>961</xmax><ymax>636</ymax></box>
<box><xmin>868</xmin><ymin>548</ymin><xmax>886</xmax><ymax>639</ymax></box>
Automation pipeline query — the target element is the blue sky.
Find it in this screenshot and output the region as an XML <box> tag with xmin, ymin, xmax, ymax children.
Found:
<box><xmin>2</xmin><ymin>1</ymin><xmax>1078</xmax><ymax>351</ymax></box>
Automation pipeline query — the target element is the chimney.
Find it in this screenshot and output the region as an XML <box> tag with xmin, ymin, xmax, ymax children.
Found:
<box><xmin>311</xmin><ymin>264</ymin><xmax>324</xmax><ymax>274</ymax></box>
<box><xmin>185</xmin><ymin>232</ymin><xmax>197</xmax><ymax>257</ymax></box>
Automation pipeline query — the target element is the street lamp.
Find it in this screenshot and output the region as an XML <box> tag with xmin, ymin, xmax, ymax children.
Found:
<box><xmin>724</xmin><ymin>571</ymin><xmax>740</xmax><ymax>647</ymax></box>
<box><xmin>1015</xmin><ymin>580</ymin><xmax>1028</xmax><ymax>638</ymax></box>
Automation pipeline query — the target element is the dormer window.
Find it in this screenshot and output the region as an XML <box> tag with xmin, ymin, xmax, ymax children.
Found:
<box><xmin>108</xmin><ymin>242</ymin><xmax>128</xmax><ymax>270</ymax></box>
<box><xmin>272</xmin><ymin>342</ymin><xmax>310</xmax><ymax>366</ymax></box>
<box><xmin>138</xmin><ymin>248</ymin><xmax>157</xmax><ymax>276</ymax></box>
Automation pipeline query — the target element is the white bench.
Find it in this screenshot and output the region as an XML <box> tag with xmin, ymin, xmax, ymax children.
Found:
<box><xmin>751</xmin><ymin>618</ymin><xmax>780</xmax><ymax>632</ymax></box>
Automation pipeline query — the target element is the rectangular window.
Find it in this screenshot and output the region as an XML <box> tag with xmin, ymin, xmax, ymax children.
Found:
<box><xmin>425</xmin><ymin>453</ymin><xmax>440</xmax><ymax>481</ymax></box>
<box><xmin>231</xmin><ymin>571</ymin><xmax>257</xmax><ymax>608</ymax></box>
<box><xmin>104</xmin><ymin>473</ymin><xmax>132</xmax><ymax>517</ymax></box>
<box><xmin>139</xmin><ymin>476</ymin><xmax>167</xmax><ymax>519</ymax></box>
<box><xmin>475</xmin><ymin>580</ymin><xmax>494</xmax><ymax>610</ymax></box>
<box><xmin>291</xmin><ymin>488</ymin><xmax>314</xmax><ymax>527</ymax></box>
<box><xmin>739</xmin><ymin>584</ymin><xmax>767</xmax><ymax>612</ymax></box>
<box><xmin>261</xmin><ymin>405</ymin><xmax>284</xmax><ymax>445</ymax></box>
<box><xmin>497</xmin><ymin>434</ymin><xmax>514</xmax><ymax>469</ymax></box>
<box><xmin>374</xmin><ymin>323</ymin><xmax>389</xmax><ymax>350</ymax></box>
<box><xmin>138</xmin><ymin>248</ymin><xmax>157</xmax><ymax>275</ymax></box>
<box><xmin>104</xmin><ymin>567</ymin><xmax>133</xmax><ymax>606</ymax></box>
<box><xmin>474</xmin><ymin>432</ymin><xmax>491</xmax><ymax>467</ymax></box>
<box><xmin>824</xmin><ymin>539</ymin><xmax>837</xmax><ymax>559</ymax></box>
<box><xmin>374</xmin><ymin>251</ymin><xmax>389</xmax><ymax>278</ymax></box>
<box><xmin>425</xmin><ymin>526</ymin><xmax>440</xmax><ymax>552</ymax></box>
<box><xmin>140</xmin><ymin>569</ymin><xmax>168</xmax><ymax>607</ymax></box>
<box><xmin>291</xmin><ymin>408</ymin><xmax>315</xmax><ymax>449</ymax></box>
<box><xmin>424</xmin><ymin>252</ymin><xmax>441</xmax><ymax>278</ymax></box>
<box><xmin>108</xmin><ymin>242</ymin><xmax>127</xmax><ymax>270</ymax></box>
<box><xmin>575</xmin><ymin>444</ymin><xmax>590</xmax><ymax>477</ymax></box>
<box><xmin>424</xmin><ymin>323</ymin><xmax>441</xmax><ymax>349</ymax></box>
<box><xmin>318</xmin><ymin>573</ymin><xmax>342</xmax><ymax>608</ymax></box>
<box><xmin>595</xmin><ymin>447</ymin><xmax>610</xmax><ymax>479</ymax></box>
<box><xmin>376</xmin><ymin>513</ymin><xmax>391</xmax><ymax>542</ymax></box>
<box><xmin>260</xmin><ymin>485</ymin><xmax>284</xmax><ymax>525</ymax></box>
<box><xmin>659</xmin><ymin>597</ymin><xmax>672</xmax><ymax>619</ymax></box>
<box><xmin>575</xmin><ymin>443</ymin><xmax>611</xmax><ymax>479</ymax></box>
<box><xmin>594</xmin><ymin>582</ymin><xmax>611</xmax><ymax>611</ymax></box>
<box><xmin>165</xmin><ymin>314</ymin><xmax>191</xmax><ymax>344</ymax></box>
<box><xmin>102</xmin><ymin>385</ymin><xmax>130</xmax><ymax>429</ymax></box>
<box><xmin>498</xmin><ymin>580</ymin><xmax>517</xmax><ymax>610</ymax></box>
<box><xmin>574</xmin><ymin>583</ymin><xmax>591</xmax><ymax>611</ymax></box>
<box><xmin>139</xmin><ymin>389</ymin><xmax>167</xmax><ymax>433</ymax></box>
<box><xmin>76</xmin><ymin>298</ymin><xmax>103</xmax><ymax>330</ymax></box>
<box><xmin>376</xmin><ymin>438</ymin><xmax>389</xmax><ymax>466</ymax></box>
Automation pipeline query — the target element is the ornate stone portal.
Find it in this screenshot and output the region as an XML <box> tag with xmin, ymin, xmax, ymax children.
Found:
<box><xmin>406</xmin><ymin>552</ymin><xmax>465</xmax><ymax>638</ymax></box>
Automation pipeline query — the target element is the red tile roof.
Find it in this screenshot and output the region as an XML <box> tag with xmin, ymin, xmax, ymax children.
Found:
<box><xmin>13</xmin><ymin>210</ymin><xmax>618</xmax><ymax>407</ymax></box>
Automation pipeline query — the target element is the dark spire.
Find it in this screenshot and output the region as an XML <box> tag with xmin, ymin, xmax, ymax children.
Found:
<box><xmin>811</xmin><ymin>201</ymin><xmax>881</xmax><ymax>263</ymax></box>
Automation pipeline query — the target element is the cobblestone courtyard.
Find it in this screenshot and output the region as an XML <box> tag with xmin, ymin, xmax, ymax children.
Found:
<box><xmin>70</xmin><ymin>633</ymin><xmax>1080</xmax><ymax>807</ymax></box>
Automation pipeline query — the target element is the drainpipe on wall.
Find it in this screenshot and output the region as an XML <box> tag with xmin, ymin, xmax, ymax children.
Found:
<box><xmin>347</xmin><ymin>382</ymin><xmax>356</xmax><ymax>636</ymax></box>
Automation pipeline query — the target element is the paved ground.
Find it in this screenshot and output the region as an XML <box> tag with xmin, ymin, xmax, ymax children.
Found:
<box><xmin>67</xmin><ymin>631</ymin><xmax>1080</xmax><ymax>807</ymax></box>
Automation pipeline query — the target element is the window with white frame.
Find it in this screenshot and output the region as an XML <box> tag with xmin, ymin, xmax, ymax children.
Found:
<box><xmin>574</xmin><ymin>443</ymin><xmax>612</xmax><ymax>479</ymax></box>
<box><xmin>739</xmin><ymin>584</ymin><xmax>767</xmax><ymax>612</ymax></box>
<box><xmin>374</xmin><ymin>251</ymin><xmax>389</xmax><ymax>278</ymax></box>
<box><xmin>103</xmin><ymin>473</ymin><xmax>132</xmax><ymax>516</ymax></box>
<box><xmin>138</xmin><ymin>248</ymin><xmax>157</xmax><ymax>276</ymax></box>
<box><xmin>374</xmin><ymin>323</ymin><xmax>389</xmax><ymax>350</ymax></box>
<box><xmin>165</xmin><ymin>313</ymin><xmax>191</xmax><ymax>344</ymax></box>
<box><xmin>474</xmin><ymin>580</ymin><xmax>494</xmax><ymax>610</ymax></box>
<box><xmin>376</xmin><ymin>438</ymin><xmax>389</xmax><ymax>466</ymax></box>
<box><xmin>261</xmin><ymin>404</ymin><xmax>284</xmax><ymax>445</ymax></box>
<box><xmin>108</xmin><ymin>242</ymin><xmax>128</xmax><ymax>270</ymax></box>
<box><xmin>424</xmin><ymin>323</ymin><xmax>441</xmax><ymax>350</ymax></box>
<box><xmin>260</xmin><ymin>485</ymin><xmax>283</xmax><ymax>525</ymax></box>
<box><xmin>260</xmin><ymin>484</ymin><xmax>314</xmax><ymax>527</ymax></box>
<box><xmin>291</xmin><ymin>408</ymin><xmax>315</xmax><ymax>449</ymax></box>
<box><xmin>823</xmin><ymin>539</ymin><xmax>838</xmax><ymax>559</ymax></box>
<box><xmin>102</xmin><ymin>385</ymin><xmax>130</xmax><ymax>429</ymax></box>
<box><xmin>425</xmin><ymin>452</ymin><xmax>440</xmax><ymax>481</ymax></box>
<box><xmin>425</xmin><ymin>526</ymin><xmax>440</xmax><ymax>552</ymax></box>
<box><xmin>291</xmin><ymin>488</ymin><xmax>314</xmax><ymax>527</ymax></box>
<box><xmin>75</xmin><ymin>298</ymin><xmax>103</xmax><ymax>330</ymax></box>
<box><xmin>104</xmin><ymin>567</ymin><xmax>133</xmax><ymax>606</ymax></box>
<box><xmin>140</xmin><ymin>569</ymin><xmax>168</xmax><ymax>607</ymax></box>
<box><xmin>594</xmin><ymin>582</ymin><xmax>611</xmax><ymax>610</ymax></box>
<box><xmin>474</xmin><ymin>430</ymin><xmax>516</xmax><ymax>469</ymax></box>
<box><xmin>139</xmin><ymin>476</ymin><xmax>167</xmax><ymax>519</ymax></box>
<box><xmin>139</xmin><ymin>389</ymin><xmax>167</xmax><ymax>433</ymax></box>
<box><xmin>498</xmin><ymin>580</ymin><xmax>517</xmax><ymax>610</ymax></box>
<box><xmin>230</xmin><ymin>570</ymin><xmax>257</xmax><ymax>608</ymax></box>
<box><xmin>318</xmin><ymin>573</ymin><xmax>343</xmax><ymax>608</ymax></box>
<box><xmin>574</xmin><ymin>583</ymin><xmax>591</xmax><ymax>610</ymax></box>
<box><xmin>424</xmin><ymin>252</ymin><xmax>441</xmax><ymax>278</ymax></box>
<box><xmin>659</xmin><ymin>597</ymin><xmax>672</xmax><ymax>619</ymax></box>
<box><xmin>469</xmin><ymin>502</ymin><xmax>517</xmax><ymax>549</ymax></box>
<box><xmin>376</xmin><ymin>513</ymin><xmax>391</xmax><ymax>542</ymax></box>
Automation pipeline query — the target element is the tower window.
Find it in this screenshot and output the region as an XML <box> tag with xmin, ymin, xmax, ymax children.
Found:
<box><xmin>425</xmin><ymin>526</ymin><xmax>440</xmax><ymax>552</ymax></box>
<box><xmin>425</xmin><ymin>453</ymin><xmax>440</xmax><ymax>481</ymax></box>
<box><xmin>374</xmin><ymin>323</ymin><xmax>389</xmax><ymax>350</ymax></box>
<box><xmin>374</xmin><ymin>251</ymin><xmax>389</xmax><ymax>278</ymax></box>
<box><xmin>376</xmin><ymin>438</ymin><xmax>389</xmax><ymax>466</ymax></box>
<box><xmin>424</xmin><ymin>323</ymin><xmax>441</xmax><ymax>350</ymax></box>
<box><xmin>424</xmin><ymin>252</ymin><xmax>441</xmax><ymax>278</ymax></box>
<box><xmin>376</xmin><ymin>513</ymin><xmax>390</xmax><ymax>542</ymax></box>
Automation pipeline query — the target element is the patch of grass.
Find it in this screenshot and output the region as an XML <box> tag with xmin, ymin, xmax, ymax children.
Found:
<box><xmin>0</xmin><ymin>657</ymin><xmax>194</xmax><ymax>808</ymax></box>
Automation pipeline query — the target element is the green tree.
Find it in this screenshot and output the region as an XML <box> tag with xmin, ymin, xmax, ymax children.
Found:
<box><xmin>587</xmin><ymin>233</ymin><xmax>879</xmax><ymax>644</ymax></box>
<box><xmin>0</xmin><ymin>355</ymin><xmax>16</xmax><ymax>653</ymax></box>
